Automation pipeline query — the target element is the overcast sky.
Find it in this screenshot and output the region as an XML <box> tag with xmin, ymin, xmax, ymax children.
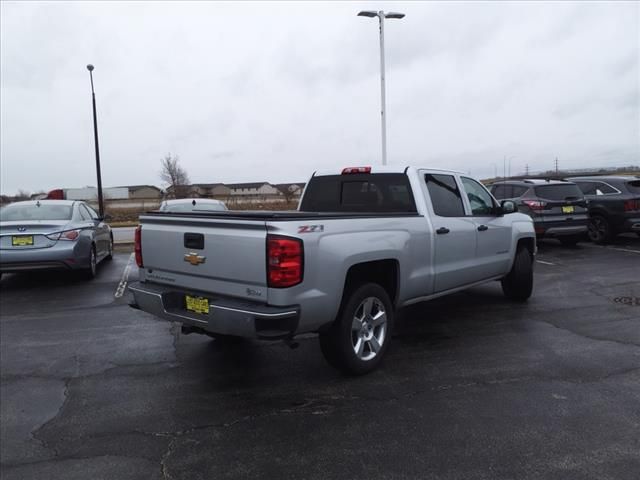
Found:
<box><xmin>1</xmin><ymin>1</ymin><xmax>638</xmax><ymax>195</ymax></box>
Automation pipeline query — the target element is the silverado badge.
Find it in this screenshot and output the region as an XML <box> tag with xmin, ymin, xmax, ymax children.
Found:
<box><xmin>184</xmin><ymin>252</ymin><xmax>206</xmax><ymax>266</ymax></box>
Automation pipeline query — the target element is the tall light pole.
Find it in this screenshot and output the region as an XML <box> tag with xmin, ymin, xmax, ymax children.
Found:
<box><xmin>358</xmin><ymin>10</ymin><xmax>405</xmax><ymax>166</ymax></box>
<box><xmin>86</xmin><ymin>64</ymin><xmax>104</xmax><ymax>218</ymax></box>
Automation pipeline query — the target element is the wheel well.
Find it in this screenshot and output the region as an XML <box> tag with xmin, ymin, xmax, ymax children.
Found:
<box><xmin>517</xmin><ymin>237</ymin><xmax>535</xmax><ymax>259</ymax></box>
<box><xmin>343</xmin><ymin>259</ymin><xmax>399</xmax><ymax>306</ymax></box>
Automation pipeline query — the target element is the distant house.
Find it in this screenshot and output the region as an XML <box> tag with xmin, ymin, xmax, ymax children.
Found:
<box><xmin>275</xmin><ymin>183</ymin><xmax>306</xmax><ymax>197</ymax></box>
<box><xmin>189</xmin><ymin>183</ymin><xmax>231</xmax><ymax>197</ymax></box>
<box><xmin>123</xmin><ymin>185</ymin><xmax>163</xmax><ymax>200</ymax></box>
<box><xmin>226</xmin><ymin>182</ymin><xmax>280</xmax><ymax>196</ymax></box>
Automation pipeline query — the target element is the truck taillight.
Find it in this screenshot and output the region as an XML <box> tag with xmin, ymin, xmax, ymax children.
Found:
<box><xmin>134</xmin><ymin>225</ymin><xmax>143</xmax><ymax>267</ymax></box>
<box><xmin>267</xmin><ymin>235</ymin><xmax>303</xmax><ymax>288</ymax></box>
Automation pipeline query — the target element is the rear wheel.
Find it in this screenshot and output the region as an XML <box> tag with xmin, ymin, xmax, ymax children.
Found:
<box><xmin>319</xmin><ymin>283</ymin><xmax>394</xmax><ymax>375</ymax></box>
<box><xmin>588</xmin><ymin>215</ymin><xmax>612</xmax><ymax>244</ymax></box>
<box><xmin>559</xmin><ymin>235</ymin><xmax>581</xmax><ymax>247</ymax></box>
<box><xmin>85</xmin><ymin>245</ymin><xmax>97</xmax><ymax>280</ymax></box>
<box><xmin>501</xmin><ymin>247</ymin><xmax>533</xmax><ymax>302</ymax></box>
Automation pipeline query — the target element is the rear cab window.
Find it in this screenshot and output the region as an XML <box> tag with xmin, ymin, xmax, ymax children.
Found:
<box><xmin>299</xmin><ymin>173</ymin><xmax>417</xmax><ymax>213</ymax></box>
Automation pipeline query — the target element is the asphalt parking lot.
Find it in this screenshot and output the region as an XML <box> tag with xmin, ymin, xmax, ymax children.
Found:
<box><xmin>1</xmin><ymin>237</ymin><xmax>639</xmax><ymax>480</ymax></box>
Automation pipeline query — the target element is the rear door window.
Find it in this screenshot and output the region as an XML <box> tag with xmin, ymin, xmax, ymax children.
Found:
<box><xmin>424</xmin><ymin>174</ymin><xmax>465</xmax><ymax>217</ymax></box>
<box><xmin>534</xmin><ymin>184</ymin><xmax>584</xmax><ymax>201</ymax></box>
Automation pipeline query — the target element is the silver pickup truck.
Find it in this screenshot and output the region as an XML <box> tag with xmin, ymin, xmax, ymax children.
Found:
<box><xmin>129</xmin><ymin>166</ymin><xmax>536</xmax><ymax>374</ymax></box>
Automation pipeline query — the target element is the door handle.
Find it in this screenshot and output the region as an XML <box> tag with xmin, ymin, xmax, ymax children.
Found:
<box><xmin>436</xmin><ymin>227</ymin><xmax>450</xmax><ymax>235</ymax></box>
<box><xmin>477</xmin><ymin>225</ymin><xmax>489</xmax><ymax>232</ymax></box>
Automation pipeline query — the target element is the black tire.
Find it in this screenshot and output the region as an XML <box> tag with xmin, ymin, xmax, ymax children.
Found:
<box><xmin>105</xmin><ymin>235</ymin><xmax>114</xmax><ymax>261</ymax></box>
<box><xmin>318</xmin><ymin>283</ymin><xmax>394</xmax><ymax>375</ymax></box>
<box><xmin>559</xmin><ymin>235</ymin><xmax>581</xmax><ymax>247</ymax></box>
<box><xmin>501</xmin><ymin>247</ymin><xmax>533</xmax><ymax>302</ymax></box>
<box><xmin>85</xmin><ymin>245</ymin><xmax>97</xmax><ymax>280</ymax></box>
<box><xmin>588</xmin><ymin>215</ymin><xmax>612</xmax><ymax>244</ymax></box>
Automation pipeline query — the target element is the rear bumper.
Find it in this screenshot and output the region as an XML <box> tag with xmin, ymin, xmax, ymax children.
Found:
<box><xmin>535</xmin><ymin>220</ymin><xmax>588</xmax><ymax>238</ymax></box>
<box><xmin>622</xmin><ymin>217</ymin><xmax>640</xmax><ymax>232</ymax></box>
<box><xmin>127</xmin><ymin>281</ymin><xmax>300</xmax><ymax>340</ymax></box>
<box><xmin>0</xmin><ymin>242</ymin><xmax>90</xmax><ymax>273</ymax></box>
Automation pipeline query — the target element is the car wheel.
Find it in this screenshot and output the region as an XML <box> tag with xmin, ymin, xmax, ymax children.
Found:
<box><xmin>501</xmin><ymin>247</ymin><xmax>533</xmax><ymax>302</ymax></box>
<box><xmin>105</xmin><ymin>235</ymin><xmax>114</xmax><ymax>261</ymax></box>
<box><xmin>559</xmin><ymin>235</ymin><xmax>581</xmax><ymax>247</ymax></box>
<box><xmin>319</xmin><ymin>283</ymin><xmax>394</xmax><ymax>375</ymax></box>
<box><xmin>85</xmin><ymin>245</ymin><xmax>97</xmax><ymax>280</ymax></box>
<box><xmin>588</xmin><ymin>215</ymin><xmax>612</xmax><ymax>244</ymax></box>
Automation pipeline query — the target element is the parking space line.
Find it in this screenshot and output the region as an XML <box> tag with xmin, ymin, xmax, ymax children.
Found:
<box><xmin>115</xmin><ymin>253</ymin><xmax>135</xmax><ymax>298</ymax></box>
<box><xmin>536</xmin><ymin>260</ymin><xmax>556</xmax><ymax>266</ymax></box>
<box><xmin>606</xmin><ymin>247</ymin><xmax>640</xmax><ymax>255</ymax></box>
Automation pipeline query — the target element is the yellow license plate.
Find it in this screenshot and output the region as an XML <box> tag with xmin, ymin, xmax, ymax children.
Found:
<box><xmin>562</xmin><ymin>206</ymin><xmax>574</xmax><ymax>214</ymax></box>
<box><xmin>12</xmin><ymin>235</ymin><xmax>34</xmax><ymax>246</ymax></box>
<box><xmin>185</xmin><ymin>295</ymin><xmax>209</xmax><ymax>314</ymax></box>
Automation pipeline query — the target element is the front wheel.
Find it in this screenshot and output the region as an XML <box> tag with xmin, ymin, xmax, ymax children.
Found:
<box><xmin>501</xmin><ymin>247</ymin><xmax>533</xmax><ymax>302</ymax></box>
<box><xmin>319</xmin><ymin>283</ymin><xmax>394</xmax><ymax>375</ymax></box>
<box><xmin>105</xmin><ymin>235</ymin><xmax>114</xmax><ymax>260</ymax></box>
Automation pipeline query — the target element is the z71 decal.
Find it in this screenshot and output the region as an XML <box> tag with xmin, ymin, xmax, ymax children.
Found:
<box><xmin>298</xmin><ymin>225</ymin><xmax>324</xmax><ymax>234</ymax></box>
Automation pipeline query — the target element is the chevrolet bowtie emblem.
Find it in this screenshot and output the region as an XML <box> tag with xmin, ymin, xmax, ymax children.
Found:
<box><xmin>184</xmin><ymin>252</ymin><xmax>206</xmax><ymax>266</ymax></box>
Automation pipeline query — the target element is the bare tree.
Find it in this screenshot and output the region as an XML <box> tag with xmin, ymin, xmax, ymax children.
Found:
<box><xmin>160</xmin><ymin>153</ymin><xmax>190</xmax><ymax>198</ymax></box>
<box><xmin>15</xmin><ymin>189</ymin><xmax>31</xmax><ymax>201</ymax></box>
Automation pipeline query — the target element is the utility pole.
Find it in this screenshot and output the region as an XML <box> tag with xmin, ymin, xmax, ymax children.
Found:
<box><xmin>525</xmin><ymin>164</ymin><xmax>530</xmax><ymax>176</ymax></box>
<box><xmin>555</xmin><ymin>157</ymin><xmax>559</xmax><ymax>176</ymax></box>
<box><xmin>86</xmin><ymin>64</ymin><xmax>104</xmax><ymax>218</ymax></box>
<box><xmin>358</xmin><ymin>10</ymin><xmax>405</xmax><ymax>165</ymax></box>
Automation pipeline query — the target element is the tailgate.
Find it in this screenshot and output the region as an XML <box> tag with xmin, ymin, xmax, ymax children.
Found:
<box><xmin>139</xmin><ymin>214</ymin><xmax>268</xmax><ymax>299</ymax></box>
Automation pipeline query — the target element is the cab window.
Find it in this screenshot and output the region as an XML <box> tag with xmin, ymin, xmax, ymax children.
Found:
<box><xmin>461</xmin><ymin>177</ymin><xmax>495</xmax><ymax>216</ymax></box>
<box><xmin>424</xmin><ymin>174</ymin><xmax>465</xmax><ymax>217</ymax></box>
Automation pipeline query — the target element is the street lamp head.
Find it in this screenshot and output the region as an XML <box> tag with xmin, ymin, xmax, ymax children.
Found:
<box><xmin>385</xmin><ymin>12</ymin><xmax>405</xmax><ymax>19</ymax></box>
<box><xmin>357</xmin><ymin>10</ymin><xmax>378</xmax><ymax>18</ymax></box>
<box><xmin>86</xmin><ymin>64</ymin><xmax>94</xmax><ymax>72</ymax></box>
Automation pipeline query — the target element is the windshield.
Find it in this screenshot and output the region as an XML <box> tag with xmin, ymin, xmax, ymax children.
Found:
<box><xmin>626</xmin><ymin>180</ymin><xmax>640</xmax><ymax>194</ymax></box>
<box><xmin>534</xmin><ymin>184</ymin><xmax>584</xmax><ymax>201</ymax></box>
<box><xmin>161</xmin><ymin>202</ymin><xmax>227</xmax><ymax>212</ymax></box>
<box><xmin>0</xmin><ymin>203</ymin><xmax>72</xmax><ymax>221</ymax></box>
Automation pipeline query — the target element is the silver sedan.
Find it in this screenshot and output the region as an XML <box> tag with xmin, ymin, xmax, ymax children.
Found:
<box><xmin>0</xmin><ymin>200</ymin><xmax>113</xmax><ymax>280</ymax></box>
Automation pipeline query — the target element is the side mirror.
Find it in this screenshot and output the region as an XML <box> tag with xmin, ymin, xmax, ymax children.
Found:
<box><xmin>501</xmin><ymin>200</ymin><xmax>516</xmax><ymax>214</ymax></box>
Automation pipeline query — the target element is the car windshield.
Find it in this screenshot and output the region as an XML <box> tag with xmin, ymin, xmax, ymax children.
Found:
<box><xmin>0</xmin><ymin>203</ymin><xmax>72</xmax><ymax>221</ymax></box>
<box><xmin>625</xmin><ymin>180</ymin><xmax>640</xmax><ymax>194</ymax></box>
<box><xmin>533</xmin><ymin>184</ymin><xmax>583</xmax><ymax>201</ymax></box>
<box><xmin>162</xmin><ymin>202</ymin><xmax>226</xmax><ymax>212</ymax></box>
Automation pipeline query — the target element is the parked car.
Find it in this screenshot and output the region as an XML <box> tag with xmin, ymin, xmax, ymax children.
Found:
<box><xmin>566</xmin><ymin>176</ymin><xmax>640</xmax><ymax>243</ymax></box>
<box><xmin>0</xmin><ymin>200</ymin><xmax>112</xmax><ymax>279</ymax></box>
<box><xmin>159</xmin><ymin>198</ymin><xmax>227</xmax><ymax>212</ymax></box>
<box><xmin>489</xmin><ymin>179</ymin><xmax>588</xmax><ymax>246</ymax></box>
<box><xmin>129</xmin><ymin>166</ymin><xmax>536</xmax><ymax>375</ymax></box>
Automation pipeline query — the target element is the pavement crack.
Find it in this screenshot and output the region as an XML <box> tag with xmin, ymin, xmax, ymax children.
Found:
<box><xmin>536</xmin><ymin>317</ymin><xmax>640</xmax><ymax>348</ymax></box>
